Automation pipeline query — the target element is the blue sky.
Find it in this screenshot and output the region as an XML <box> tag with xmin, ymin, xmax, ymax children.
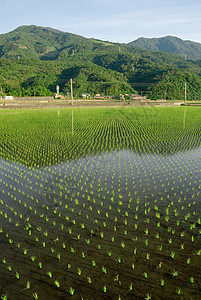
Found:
<box><xmin>1</xmin><ymin>0</ymin><xmax>201</xmax><ymax>43</ymax></box>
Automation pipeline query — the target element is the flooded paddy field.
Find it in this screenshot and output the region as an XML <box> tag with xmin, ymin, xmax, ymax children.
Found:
<box><xmin>0</xmin><ymin>107</ymin><xmax>200</xmax><ymax>299</ymax></box>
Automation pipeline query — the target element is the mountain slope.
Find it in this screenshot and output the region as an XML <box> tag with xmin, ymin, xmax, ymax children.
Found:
<box><xmin>128</xmin><ymin>36</ymin><xmax>201</xmax><ymax>60</ymax></box>
<box><xmin>0</xmin><ymin>25</ymin><xmax>96</xmax><ymax>60</ymax></box>
<box><xmin>1</xmin><ymin>26</ymin><xmax>201</xmax><ymax>100</ymax></box>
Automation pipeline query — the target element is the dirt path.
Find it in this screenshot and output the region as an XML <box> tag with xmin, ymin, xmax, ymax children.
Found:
<box><xmin>0</xmin><ymin>98</ymin><xmax>184</xmax><ymax>109</ymax></box>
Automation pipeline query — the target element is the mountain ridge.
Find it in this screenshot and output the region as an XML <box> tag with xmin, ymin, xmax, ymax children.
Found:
<box><xmin>128</xmin><ymin>36</ymin><xmax>201</xmax><ymax>60</ymax></box>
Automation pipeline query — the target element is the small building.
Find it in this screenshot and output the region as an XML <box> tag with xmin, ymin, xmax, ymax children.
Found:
<box><xmin>82</xmin><ymin>93</ymin><xmax>91</xmax><ymax>99</ymax></box>
<box><xmin>94</xmin><ymin>94</ymin><xmax>105</xmax><ymax>100</ymax></box>
<box><xmin>94</xmin><ymin>94</ymin><xmax>114</xmax><ymax>100</ymax></box>
<box><xmin>5</xmin><ymin>96</ymin><xmax>14</xmax><ymax>100</ymax></box>
<box><xmin>117</xmin><ymin>94</ymin><xmax>125</xmax><ymax>100</ymax></box>
<box><xmin>130</xmin><ymin>94</ymin><xmax>147</xmax><ymax>100</ymax></box>
<box><xmin>55</xmin><ymin>93</ymin><xmax>65</xmax><ymax>99</ymax></box>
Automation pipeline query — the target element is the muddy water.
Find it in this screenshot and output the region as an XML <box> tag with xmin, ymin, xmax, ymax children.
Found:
<box><xmin>0</xmin><ymin>141</ymin><xmax>201</xmax><ymax>299</ymax></box>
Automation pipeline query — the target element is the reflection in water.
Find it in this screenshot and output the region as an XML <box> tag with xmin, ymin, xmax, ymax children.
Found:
<box><xmin>1</xmin><ymin>107</ymin><xmax>201</xmax><ymax>167</ymax></box>
<box><xmin>1</xmin><ymin>144</ymin><xmax>201</xmax><ymax>212</ymax></box>
<box><xmin>0</xmin><ymin>141</ymin><xmax>201</xmax><ymax>299</ymax></box>
<box><xmin>0</xmin><ymin>107</ymin><xmax>201</xmax><ymax>299</ymax></box>
<box><xmin>183</xmin><ymin>106</ymin><xmax>186</xmax><ymax>130</ymax></box>
<box><xmin>72</xmin><ymin>110</ymin><xmax>74</xmax><ymax>135</ymax></box>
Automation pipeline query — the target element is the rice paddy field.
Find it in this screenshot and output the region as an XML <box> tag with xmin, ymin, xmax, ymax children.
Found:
<box><xmin>0</xmin><ymin>106</ymin><xmax>200</xmax><ymax>300</ymax></box>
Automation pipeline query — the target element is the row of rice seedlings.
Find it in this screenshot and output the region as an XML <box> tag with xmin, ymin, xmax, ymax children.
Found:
<box><xmin>1</xmin><ymin>107</ymin><xmax>201</xmax><ymax>166</ymax></box>
<box><xmin>0</xmin><ymin>107</ymin><xmax>201</xmax><ymax>298</ymax></box>
<box><xmin>0</xmin><ymin>162</ymin><xmax>200</xmax><ymax>298</ymax></box>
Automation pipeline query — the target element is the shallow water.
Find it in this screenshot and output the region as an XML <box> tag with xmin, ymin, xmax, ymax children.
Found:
<box><xmin>0</xmin><ymin>107</ymin><xmax>201</xmax><ymax>299</ymax></box>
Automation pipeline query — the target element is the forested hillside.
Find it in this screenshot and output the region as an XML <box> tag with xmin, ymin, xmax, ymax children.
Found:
<box><xmin>128</xmin><ymin>36</ymin><xmax>201</xmax><ymax>60</ymax></box>
<box><xmin>1</xmin><ymin>26</ymin><xmax>201</xmax><ymax>100</ymax></box>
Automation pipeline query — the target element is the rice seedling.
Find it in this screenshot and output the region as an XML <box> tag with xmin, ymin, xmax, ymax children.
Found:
<box><xmin>128</xmin><ymin>282</ymin><xmax>133</xmax><ymax>292</ymax></box>
<box><xmin>2</xmin><ymin>258</ymin><xmax>6</xmax><ymax>264</ymax></box>
<box><xmin>190</xmin><ymin>277</ymin><xmax>195</xmax><ymax>284</ymax></box>
<box><xmin>15</xmin><ymin>271</ymin><xmax>20</xmax><ymax>279</ymax></box>
<box><xmin>176</xmin><ymin>288</ymin><xmax>182</xmax><ymax>295</ymax></box>
<box><xmin>121</xmin><ymin>241</ymin><xmax>125</xmax><ymax>248</ymax></box>
<box><xmin>87</xmin><ymin>276</ymin><xmax>92</xmax><ymax>284</ymax></box>
<box><xmin>25</xmin><ymin>281</ymin><xmax>31</xmax><ymax>290</ymax></box>
<box><xmin>32</xmin><ymin>293</ymin><xmax>39</xmax><ymax>300</ymax></box>
<box><xmin>145</xmin><ymin>294</ymin><xmax>151</xmax><ymax>300</ymax></box>
<box><xmin>187</xmin><ymin>258</ymin><xmax>191</xmax><ymax>264</ymax></box>
<box><xmin>54</xmin><ymin>280</ymin><xmax>60</xmax><ymax>288</ymax></box>
<box><xmin>92</xmin><ymin>260</ymin><xmax>96</xmax><ymax>267</ymax></box>
<box><xmin>69</xmin><ymin>287</ymin><xmax>75</xmax><ymax>296</ymax></box>
<box><xmin>31</xmin><ymin>256</ymin><xmax>36</xmax><ymax>262</ymax></box>
<box><xmin>38</xmin><ymin>262</ymin><xmax>42</xmax><ymax>269</ymax></box>
<box><xmin>171</xmin><ymin>270</ymin><xmax>178</xmax><ymax>277</ymax></box>
<box><xmin>7</xmin><ymin>265</ymin><xmax>12</xmax><ymax>272</ymax></box>
<box><xmin>47</xmin><ymin>271</ymin><xmax>52</xmax><ymax>278</ymax></box>
<box><xmin>0</xmin><ymin>107</ymin><xmax>201</xmax><ymax>299</ymax></box>
<box><xmin>77</xmin><ymin>268</ymin><xmax>82</xmax><ymax>276</ymax></box>
<box><xmin>160</xmin><ymin>279</ymin><xmax>165</xmax><ymax>286</ymax></box>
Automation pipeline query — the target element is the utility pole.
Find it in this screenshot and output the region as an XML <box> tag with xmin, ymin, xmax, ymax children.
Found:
<box><xmin>70</xmin><ymin>78</ymin><xmax>73</xmax><ymax>105</ymax></box>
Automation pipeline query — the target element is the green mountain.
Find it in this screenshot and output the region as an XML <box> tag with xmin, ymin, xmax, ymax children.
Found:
<box><xmin>1</xmin><ymin>26</ymin><xmax>201</xmax><ymax>100</ymax></box>
<box><xmin>128</xmin><ymin>36</ymin><xmax>201</xmax><ymax>60</ymax></box>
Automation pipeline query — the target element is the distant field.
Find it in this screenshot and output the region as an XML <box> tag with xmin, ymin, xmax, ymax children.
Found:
<box><xmin>0</xmin><ymin>107</ymin><xmax>200</xmax><ymax>299</ymax></box>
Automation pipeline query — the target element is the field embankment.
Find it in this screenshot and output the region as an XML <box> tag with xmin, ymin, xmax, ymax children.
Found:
<box><xmin>0</xmin><ymin>97</ymin><xmax>185</xmax><ymax>109</ymax></box>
